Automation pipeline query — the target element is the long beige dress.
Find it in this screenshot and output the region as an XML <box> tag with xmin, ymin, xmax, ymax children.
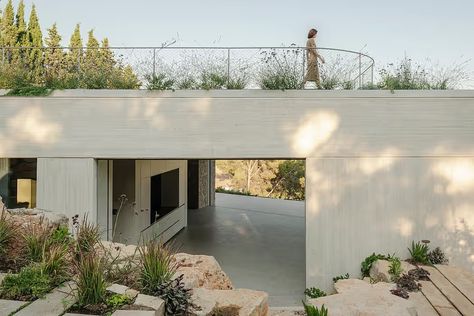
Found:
<box><xmin>305</xmin><ymin>38</ymin><xmax>321</xmax><ymax>87</ymax></box>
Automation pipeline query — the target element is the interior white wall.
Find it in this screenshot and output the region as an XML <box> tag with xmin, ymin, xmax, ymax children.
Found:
<box><xmin>37</xmin><ymin>158</ymin><xmax>97</xmax><ymax>226</ymax></box>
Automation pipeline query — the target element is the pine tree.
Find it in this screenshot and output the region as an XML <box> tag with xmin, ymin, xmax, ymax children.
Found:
<box><xmin>26</xmin><ymin>4</ymin><xmax>43</xmax><ymax>83</ymax></box>
<box><xmin>67</xmin><ymin>23</ymin><xmax>83</xmax><ymax>69</ymax></box>
<box><xmin>44</xmin><ymin>23</ymin><xmax>67</xmax><ymax>87</ymax></box>
<box><xmin>15</xmin><ymin>0</ymin><xmax>27</xmax><ymax>47</ymax></box>
<box><xmin>82</xmin><ymin>29</ymin><xmax>104</xmax><ymax>88</ymax></box>
<box><xmin>1</xmin><ymin>0</ymin><xmax>17</xmax><ymax>61</ymax></box>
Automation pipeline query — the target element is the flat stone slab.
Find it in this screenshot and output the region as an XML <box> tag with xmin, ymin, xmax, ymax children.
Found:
<box><xmin>0</xmin><ymin>299</ymin><xmax>29</xmax><ymax>315</ymax></box>
<box><xmin>113</xmin><ymin>311</ymin><xmax>156</xmax><ymax>316</ymax></box>
<box><xmin>134</xmin><ymin>294</ymin><xmax>165</xmax><ymax>315</ymax></box>
<box><xmin>15</xmin><ymin>281</ymin><xmax>77</xmax><ymax>316</ymax></box>
<box><xmin>107</xmin><ymin>283</ymin><xmax>129</xmax><ymax>295</ymax></box>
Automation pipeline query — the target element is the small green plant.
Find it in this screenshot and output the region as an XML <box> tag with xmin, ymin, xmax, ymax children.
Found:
<box><xmin>304</xmin><ymin>287</ymin><xmax>327</xmax><ymax>299</ymax></box>
<box><xmin>5</xmin><ymin>85</ymin><xmax>52</xmax><ymax>96</ymax></box>
<box><xmin>428</xmin><ymin>247</ymin><xmax>448</xmax><ymax>265</ymax></box>
<box><xmin>408</xmin><ymin>241</ymin><xmax>430</xmax><ymax>265</ymax></box>
<box><xmin>145</xmin><ymin>73</ymin><xmax>175</xmax><ymax>90</ymax></box>
<box><xmin>106</xmin><ymin>293</ymin><xmax>132</xmax><ymax>309</ymax></box>
<box><xmin>0</xmin><ymin>265</ymin><xmax>52</xmax><ymax>300</ymax></box>
<box><xmin>332</xmin><ymin>273</ymin><xmax>349</xmax><ymax>283</ymax></box>
<box><xmin>48</xmin><ymin>225</ymin><xmax>72</xmax><ymax>247</ymax></box>
<box><xmin>361</xmin><ymin>253</ymin><xmax>390</xmax><ymax>277</ymax></box>
<box><xmin>75</xmin><ymin>254</ymin><xmax>107</xmax><ymax>307</ymax></box>
<box><xmin>199</xmin><ymin>71</ymin><xmax>227</xmax><ymax>90</ymax></box>
<box><xmin>388</xmin><ymin>257</ymin><xmax>403</xmax><ymax>281</ymax></box>
<box><xmin>226</xmin><ymin>77</ymin><xmax>247</xmax><ymax>89</ymax></box>
<box><xmin>302</xmin><ymin>301</ymin><xmax>329</xmax><ymax>316</ymax></box>
<box><xmin>139</xmin><ymin>239</ymin><xmax>176</xmax><ymax>294</ymax></box>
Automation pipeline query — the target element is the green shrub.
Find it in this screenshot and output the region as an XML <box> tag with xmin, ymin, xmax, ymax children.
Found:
<box><xmin>388</xmin><ymin>257</ymin><xmax>403</xmax><ymax>281</ymax></box>
<box><xmin>361</xmin><ymin>253</ymin><xmax>390</xmax><ymax>277</ymax></box>
<box><xmin>408</xmin><ymin>241</ymin><xmax>430</xmax><ymax>265</ymax></box>
<box><xmin>48</xmin><ymin>225</ymin><xmax>72</xmax><ymax>247</ymax></box>
<box><xmin>0</xmin><ymin>265</ymin><xmax>52</xmax><ymax>300</ymax></box>
<box><xmin>75</xmin><ymin>254</ymin><xmax>107</xmax><ymax>306</ymax></box>
<box><xmin>304</xmin><ymin>287</ymin><xmax>326</xmax><ymax>299</ymax></box>
<box><xmin>199</xmin><ymin>72</ymin><xmax>227</xmax><ymax>90</ymax></box>
<box><xmin>106</xmin><ymin>293</ymin><xmax>132</xmax><ymax>309</ymax></box>
<box><xmin>302</xmin><ymin>301</ymin><xmax>329</xmax><ymax>316</ymax></box>
<box><xmin>139</xmin><ymin>240</ymin><xmax>176</xmax><ymax>294</ymax></box>
<box><xmin>215</xmin><ymin>187</ymin><xmax>253</xmax><ymax>196</ymax></box>
<box><xmin>332</xmin><ymin>273</ymin><xmax>350</xmax><ymax>283</ymax></box>
<box><xmin>258</xmin><ymin>48</ymin><xmax>303</xmax><ymax>90</ymax></box>
<box><xmin>177</xmin><ymin>76</ymin><xmax>198</xmax><ymax>89</ymax></box>
<box><xmin>427</xmin><ymin>247</ymin><xmax>448</xmax><ymax>265</ymax></box>
<box><xmin>5</xmin><ymin>85</ymin><xmax>52</xmax><ymax>96</ymax></box>
<box><xmin>145</xmin><ymin>73</ymin><xmax>175</xmax><ymax>90</ymax></box>
<box><xmin>227</xmin><ymin>76</ymin><xmax>247</xmax><ymax>89</ymax></box>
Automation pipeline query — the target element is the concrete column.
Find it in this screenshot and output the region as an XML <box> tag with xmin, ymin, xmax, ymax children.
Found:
<box><xmin>0</xmin><ymin>158</ymin><xmax>9</xmax><ymax>207</ymax></box>
<box><xmin>209</xmin><ymin>160</ymin><xmax>216</xmax><ymax>206</ymax></box>
<box><xmin>37</xmin><ymin>158</ymin><xmax>97</xmax><ymax>225</ymax></box>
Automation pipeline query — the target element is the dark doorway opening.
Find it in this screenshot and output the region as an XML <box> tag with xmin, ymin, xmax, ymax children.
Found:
<box><xmin>150</xmin><ymin>168</ymin><xmax>179</xmax><ymax>224</ymax></box>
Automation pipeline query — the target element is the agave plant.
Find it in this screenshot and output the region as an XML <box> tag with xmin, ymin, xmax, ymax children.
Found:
<box><xmin>408</xmin><ymin>241</ymin><xmax>430</xmax><ymax>265</ymax></box>
<box><xmin>303</xmin><ymin>301</ymin><xmax>329</xmax><ymax>316</ymax></box>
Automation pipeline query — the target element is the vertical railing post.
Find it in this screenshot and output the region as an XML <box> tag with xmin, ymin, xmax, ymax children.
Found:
<box><xmin>226</xmin><ymin>48</ymin><xmax>231</xmax><ymax>88</ymax></box>
<box><xmin>358</xmin><ymin>54</ymin><xmax>362</xmax><ymax>89</ymax></box>
<box><xmin>302</xmin><ymin>48</ymin><xmax>306</xmax><ymax>89</ymax></box>
<box><xmin>153</xmin><ymin>48</ymin><xmax>156</xmax><ymax>78</ymax></box>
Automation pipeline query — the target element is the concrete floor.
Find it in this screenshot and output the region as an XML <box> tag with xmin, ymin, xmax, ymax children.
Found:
<box><xmin>173</xmin><ymin>193</ymin><xmax>305</xmax><ymax>307</ymax></box>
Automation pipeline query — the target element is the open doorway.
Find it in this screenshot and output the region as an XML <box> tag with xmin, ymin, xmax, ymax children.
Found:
<box><xmin>174</xmin><ymin>159</ymin><xmax>306</xmax><ymax>307</ymax></box>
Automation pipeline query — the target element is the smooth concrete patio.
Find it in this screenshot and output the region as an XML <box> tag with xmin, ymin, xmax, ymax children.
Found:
<box><xmin>173</xmin><ymin>193</ymin><xmax>305</xmax><ymax>307</ymax></box>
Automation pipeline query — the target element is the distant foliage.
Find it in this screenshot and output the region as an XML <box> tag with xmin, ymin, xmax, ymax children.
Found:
<box><xmin>0</xmin><ymin>1</ymin><xmax>141</xmax><ymax>90</ymax></box>
<box><xmin>377</xmin><ymin>57</ymin><xmax>468</xmax><ymax>90</ymax></box>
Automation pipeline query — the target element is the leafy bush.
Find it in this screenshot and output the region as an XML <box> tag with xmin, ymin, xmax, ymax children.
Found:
<box><xmin>428</xmin><ymin>247</ymin><xmax>448</xmax><ymax>265</ymax></box>
<box><xmin>5</xmin><ymin>85</ymin><xmax>52</xmax><ymax>96</ymax></box>
<box><xmin>258</xmin><ymin>48</ymin><xmax>303</xmax><ymax>90</ymax></box>
<box><xmin>302</xmin><ymin>301</ymin><xmax>329</xmax><ymax>316</ymax></box>
<box><xmin>361</xmin><ymin>253</ymin><xmax>391</xmax><ymax>277</ymax></box>
<box><xmin>332</xmin><ymin>273</ymin><xmax>349</xmax><ymax>283</ymax></box>
<box><xmin>388</xmin><ymin>257</ymin><xmax>403</xmax><ymax>281</ymax></box>
<box><xmin>48</xmin><ymin>225</ymin><xmax>72</xmax><ymax>247</ymax></box>
<box><xmin>0</xmin><ymin>265</ymin><xmax>52</xmax><ymax>300</ymax></box>
<box><xmin>408</xmin><ymin>241</ymin><xmax>430</xmax><ymax>265</ymax></box>
<box><xmin>151</xmin><ymin>274</ymin><xmax>192</xmax><ymax>316</ymax></box>
<box><xmin>139</xmin><ymin>240</ymin><xmax>176</xmax><ymax>294</ymax></box>
<box><xmin>145</xmin><ymin>73</ymin><xmax>175</xmax><ymax>90</ymax></box>
<box><xmin>106</xmin><ymin>293</ymin><xmax>132</xmax><ymax>309</ymax></box>
<box><xmin>75</xmin><ymin>254</ymin><xmax>107</xmax><ymax>307</ymax></box>
<box><xmin>304</xmin><ymin>287</ymin><xmax>326</xmax><ymax>299</ymax></box>
<box><xmin>377</xmin><ymin>57</ymin><xmax>468</xmax><ymax>90</ymax></box>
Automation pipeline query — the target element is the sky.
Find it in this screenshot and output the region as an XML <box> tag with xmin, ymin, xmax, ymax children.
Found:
<box><xmin>6</xmin><ymin>0</ymin><xmax>474</xmax><ymax>86</ymax></box>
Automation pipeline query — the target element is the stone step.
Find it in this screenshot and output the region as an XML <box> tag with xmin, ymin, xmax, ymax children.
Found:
<box><xmin>420</xmin><ymin>280</ymin><xmax>461</xmax><ymax>316</ymax></box>
<box><xmin>435</xmin><ymin>264</ymin><xmax>474</xmax><ymax>305</ymax></box>
<box><xmin>14</xmin><ymin>281</ymin><xmax>77</xmax><ymax>316</ymax></box>
<box><xmin>0</xmin><ymin>299</ymin><xmax>30</xmax><ymax>315</ymax></box>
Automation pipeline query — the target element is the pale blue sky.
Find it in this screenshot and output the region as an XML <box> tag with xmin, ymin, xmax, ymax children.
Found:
<box><xmin>6</xmin><ymin>0</ymin><xmax>474</xmax><ymax>82</ymax></box>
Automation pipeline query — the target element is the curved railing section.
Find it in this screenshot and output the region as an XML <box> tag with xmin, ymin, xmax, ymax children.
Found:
<box><xmin>0</xmin><ymin>46</ymin><xmax>375</xmax><ymax>90</ymax></box>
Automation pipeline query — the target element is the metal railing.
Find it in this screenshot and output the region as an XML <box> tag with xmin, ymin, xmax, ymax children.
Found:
<box><xmin>0</xmin><ymin>46</ymin><xmax>375</xmax><ymax>89</ymax></box>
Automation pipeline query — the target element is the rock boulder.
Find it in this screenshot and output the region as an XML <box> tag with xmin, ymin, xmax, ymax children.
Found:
<box><xmin>309</xmin><ymin>279</ymin><xmax>416</xmax><ymax>316</ymax></box>
<box><xmin>173</xmin><ymin>253</ymin><xmax>233</xmax><ymax>290</ymax></box>
<box><xmin>369</xmin><ymin>260</ymin><xmax>416</xmax><ymax>283</ymax></box>
<box><xmin>190</xmin><ymin>288</ymin><xmax>268</xmax><ymax>316</ymax></box>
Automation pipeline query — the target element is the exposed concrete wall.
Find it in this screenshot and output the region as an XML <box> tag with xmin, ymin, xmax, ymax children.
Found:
<box><xmin>2</xmin><ymin>90</ymin><xmax>473</xmax><ymax>292</ymax></box>
<box><xmin>37</xmin><ymin>158</ymin><xmax>97</xmax><ymax>224</ymax></box>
